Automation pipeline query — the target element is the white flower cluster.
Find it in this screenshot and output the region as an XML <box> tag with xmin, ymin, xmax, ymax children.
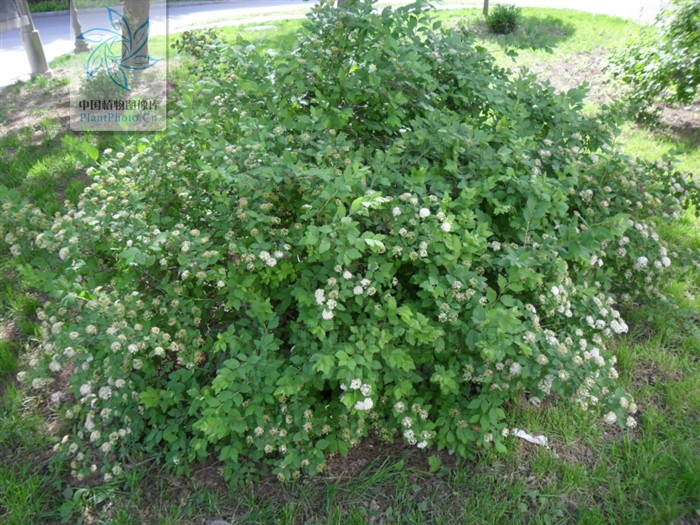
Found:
<box><xmin>340</xmin><ymin>378</ymin><xmax>374</xmax><ymax>411</ymax></box>
<box><xmin>397</xmin><ymin>407</ymin><xmax>433</xmax><ymax>449</ymax></box>
<box><xmin>609</xmin><ymin>318</ymin><xmax>628</xmax><ymax>335</ymax></box>
<box><xmin>258</xmin><ymin>250</ymin><xmax>278</xmax><ymax>267</ymax></box>
<box><xmin>634</xmin><ymin>256</ymin><xmax>648</xmax><ymax>270</ymax></box>
<box><xmin>354</xmin><ymin>398</ymin><xmax>374</xmax><ymax>411</ymax></box>
<box><xmin>314</xmin><ymin>270</ymin><xmax>381</xmax><ymax>321</ymax></box>
<box><xmin>549</xmin><ymin>281</ymin><xmax>573</xmax><ymax>318</ymax></box>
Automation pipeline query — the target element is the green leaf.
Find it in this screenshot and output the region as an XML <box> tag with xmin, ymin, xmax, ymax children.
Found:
<box><xmin>428</xmin><ymin>455</ymin><xmax>442</xmax><ymax>473</ymax></box>
<box><xmin>319</xmin><ymin>240</ymin><xmax>331</xmax><ymax>254</ymax></box>
<box><xmin>497</xmin><ymin>274</ymin><xmax>507</xmax><ymax>292</ymax></box>
<box><xmin>84</xmin><ymin>143</ymin><xmax>99</xmax><ymax>161</ymax></box>
<box><xmin>140</xmin><ymin>388</ymin><xmax>160</xmax><ymax>410</ymax></box>
<box><xmin>363</xmin><ymin>238</ymin><xmax>385</xmax><ymax>252</ymax></box>
<box><xmin>350</xmin><ymin>196</ymin><xmax>365</xmax><ymax>214</ymax></box>
<box><xmin>313</xmin><ymin>354</ymin><xmax>334</xmax><ymax>375</ymax></box>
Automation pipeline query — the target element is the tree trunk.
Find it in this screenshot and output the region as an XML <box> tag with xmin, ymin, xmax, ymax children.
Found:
<box><xmin>483</xmin><ymin>0</ymin><xmax>489</xmax><ymax>17</ymax></box>
<box><xmin>122</xmin><ymin>0</ymin><xmax>150</xmax><ymax>68</ymax></box>
<box><xmin>70</xmin><ymin>1</ymin><xmax>90</xmax><ymax>53</ymax></box>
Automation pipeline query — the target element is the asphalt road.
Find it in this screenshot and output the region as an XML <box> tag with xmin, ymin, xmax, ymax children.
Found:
<box><xmin>0</xmin><ymin>0</ymin><xmax>668</xmax><ymax>88</ymax></box>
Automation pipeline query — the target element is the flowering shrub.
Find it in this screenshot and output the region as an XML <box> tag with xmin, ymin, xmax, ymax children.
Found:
<box><xmin>2</xmin><ymin>0</ymin><xmax>700</xmax><ymax>485</ymax></box>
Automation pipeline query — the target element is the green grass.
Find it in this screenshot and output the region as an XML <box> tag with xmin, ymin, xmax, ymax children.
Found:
<box><xmin>49</xmin><ymin>33</ymin><xmax>169</xmax><ymax>69</ymax></box>
<box><xmin>215</xmin><ymin>19</ymin><xmax>305</xmax><ymax>47</ymax></box>
<box><xmin>1</xmin><ymin>8</ymin><xmax>700</xmax><ymax>525</ymax></box>
<box><xmin>617</xmin><ymin>122</ymin><xmax>700</xmax><ymax>174</ymax></box>
<box><xmin>443</xmin><ymin>8</ymin><xmax>640</xmax><ymax>65</ymax></box>
<box><xmin>28</xmin><ymin>0</ymin><xmax>69</xmax><ymax>13</ymax></box>
<box><xmin>0</xmin><ymin>363</ymin><xmax>66</xmax><ymax>525</ymax></box>
<box><xmin>29</xmin><ymin>0</ymin><xmax>125</xmax><ymax>13</ymax></box>
<box><xmin>0</xmin><ymin>67</ymin><xmax>139</xmax><ymax>525</ymax></box>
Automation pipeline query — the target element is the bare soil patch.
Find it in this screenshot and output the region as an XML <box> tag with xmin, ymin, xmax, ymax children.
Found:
<box><xmin>0</xmin><ymin>69</ymin><xmax>71</xmax><ymax>139</ymax></box>
<box><xmin>654</xmin><ymin>102</ymin><xmax>700</xmax><ymax>150</ymax></box>
<box><xmin>518</xmin><ymin>47</ymin><xmax>617</xmax><ymax>104</ymax></box>
<box><xmin>521</xmin><ymin>50</ymin><xmax>700</xmax><ymax>136</ymax></box>
<box><xmin>0</xmin><ymin>320</ymin><xmax>17</xmax><ymax>343</ymax></box>
<box><xmin>633</xmin><ymin>360</ymin><xmax>684</xmax><ymax>389</ymax></box>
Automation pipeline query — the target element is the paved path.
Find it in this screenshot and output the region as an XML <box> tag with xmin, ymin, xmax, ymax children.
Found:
<box><xmin>0</xmin><ymin>0</ymin><xmax>668</xmax><ymax>88</ymax></box>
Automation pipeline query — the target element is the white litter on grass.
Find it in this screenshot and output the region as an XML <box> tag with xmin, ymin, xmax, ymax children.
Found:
<box><xmin>511</xmin><ymin>428</ymin><xmax>550</xmax><ymax>448</ymax></box>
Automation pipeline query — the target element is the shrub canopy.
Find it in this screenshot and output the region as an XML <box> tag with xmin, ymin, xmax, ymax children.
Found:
<box><xmin>485</xmin><ymin>3</ymin><xmax>522</xmax><ymax>34</ymax></box>
<box><xmin>2</xmin><ymin>0</ymin><xmax>699</xmax><ymax>484</ymax></box>
<box><xmin>607</xmin><ymin>0</ymin><xmax>700</xmax><ymax>107</ymax></box>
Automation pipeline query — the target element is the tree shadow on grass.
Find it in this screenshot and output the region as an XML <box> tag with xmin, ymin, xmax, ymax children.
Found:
<box><xmin>655</xmin><ymin>103</ymin><xmax>700</xmax><ymax>148</ymax></box>
<box><xmin>635</xmin><ymin>101</ymin><xmax>700</xmax><ymax>160</ymax></box>
<box><xmin>470</xmin><ymin>15</ymin><xmax>576</xmax><ymax>52</ymax></box>
<box><xmin>0</xmin><ymin>73</ymin><xmax>109</xmax><ymax>214</ymax></box>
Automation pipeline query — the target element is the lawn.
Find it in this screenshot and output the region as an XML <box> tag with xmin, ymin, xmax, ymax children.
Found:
<box><xmin>1</xmin><ymin>5</ymin><xmax>699</xmax><ymax>525</ymax></box>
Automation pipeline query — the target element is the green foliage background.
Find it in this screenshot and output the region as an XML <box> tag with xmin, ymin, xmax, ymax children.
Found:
<box><xmin>607</xmin><ymin>0</ymin><xmax>700</xmax><ymax>108</ymax></box>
